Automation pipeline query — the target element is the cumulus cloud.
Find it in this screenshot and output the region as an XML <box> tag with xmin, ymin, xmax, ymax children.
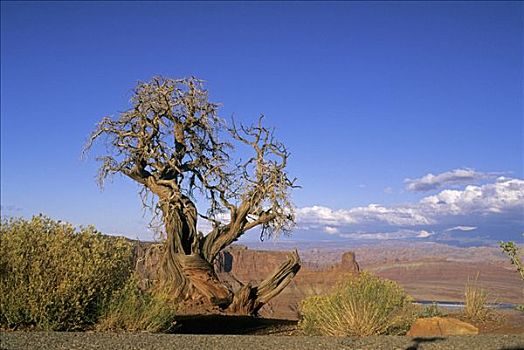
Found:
<box><xmin>296</xmin><ymin>176</ymin><xmax>524</xmax><ymax>240</ymax></box>
<box><xmin>419</xmin><ymin>177</ymin><xmax>523</xmax><ymax>215</ymax></box>
<box><xmin>324</xmin><ymin>226</ymin><xmax>339</xmax><ymax>234</ymax></box>
<box><xmin>404</xmin><ymin>168</ymin><xmax>500</xmax><ymax>192</ymax></box>
<box><xmin>296</xmin><ymin>204</ymin><xmax>432</xmax><ymax>227</ymax></box>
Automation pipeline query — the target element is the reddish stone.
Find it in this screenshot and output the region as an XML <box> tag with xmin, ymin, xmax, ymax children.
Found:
<box><xmin>407</xmin><ymin>317</ymin><xmax>479</xmax><ymax>336</ymax></box>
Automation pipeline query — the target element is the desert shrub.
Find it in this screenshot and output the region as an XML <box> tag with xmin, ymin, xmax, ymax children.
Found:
<box><xmin>0</xmin><ymin>215</ymin><xmax>134</xmax><ymax>330</ymax></box>
<box><xmin>499</xmin><ymin>241</ymin><xmax>524</xmax><ymax>281</ymax></box>
<box><xmin>418</xmin><ymin>302</ymin><xmax>446</xmax><ymax>318</ymax></box>
<box><xmin>463</xmin><ymin>275</ymin><xmax>490</xmax><ymax>322</ymax></box>
<box><xmin>96</xmin><ymin>274</ymin><xmax>177</xmax><ymax>332</ymax></box>
<box><xmin>299</xmin><ymin>272</ymin><xmax>416</xmax><ymax>336</ymax></box>
<box><xmin>499</xmin><ymin>241</ymin><xmax>524</xmax><ymax>311</ymax></box>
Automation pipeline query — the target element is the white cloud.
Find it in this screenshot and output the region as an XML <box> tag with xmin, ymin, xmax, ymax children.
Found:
<box><xmin>324</xmin><ymin>226</ymin><xmax>339</xmax><ymax>234</ymax></box>
<box><xmin>297</xmin><ymin>205</ymin><xmax>357</xmax><ymax>226</ymax></box>
<box><xmin>419</xmin><ymin>177</ymin><xmax>524</xmax><ymax>215</ymax></box>
<box><xmin>296</xmin><ymin>176</ymin><xmax>524</xmax><ymax>240</ymax></box>
<box><xmin>339</xmin><ymin>229</ymin><xmax>433</xmax><ymax>240</ymax></box>
<box><xmin>417</xmin><ymin>230</ymin><xmax>433</xmax><ymax>238</ymax></box>
<box><xmin>296</xmin><ymin>204</ymin><xmax>432</xmax><ymax>228</ymax></box>
<box><xmin>445</xmin><ymin>226</ymin><xmax>477</xmax><ymax>232</ymax></box>
<box><xmin>404</xmin><ymin>168</ymin><xmax>500</xmax><ymax>192</ymax></box>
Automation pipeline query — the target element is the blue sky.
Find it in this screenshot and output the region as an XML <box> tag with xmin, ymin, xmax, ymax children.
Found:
<box><xmin>1</xmin><ymin>2</ymin><xmax>523</xmax><ymax>243</ymax></box>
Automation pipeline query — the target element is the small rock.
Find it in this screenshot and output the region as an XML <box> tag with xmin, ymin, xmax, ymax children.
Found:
<box><xmin>407</xmin><ymin>317</ymin><xmax>479</xmax><ymax>336</ymax></box>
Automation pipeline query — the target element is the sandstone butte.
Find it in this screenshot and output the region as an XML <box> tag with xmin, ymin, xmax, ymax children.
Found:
<box><xmin>407</xmin><ymin>317</ymin><xmax>479</xmax><ymax>337</ymax></box>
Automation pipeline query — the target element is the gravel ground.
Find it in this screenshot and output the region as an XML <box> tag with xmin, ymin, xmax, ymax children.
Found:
<box><xmin>1</xmin><ymin>332</ymin><xmax>524</xmax><ymax>350</ymax></box>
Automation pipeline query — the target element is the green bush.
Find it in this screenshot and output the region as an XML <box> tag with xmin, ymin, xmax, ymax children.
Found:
<box><xmin>299</xmin><ymin>272</ymin><xmax>415</xmax><ymax>336</ymax></box>
<box><xmin>499</xmin><ymin>241</ymin><xmax>524</xmax><ymax>281</ymax></box>
<box><xmin>499</xmin><ymin>240</ymin><xmax>524</xmax><ymax>312</ymax></box>
<box><xmin>418</xmin><ymin>302</ymin><xmax>446</xmax><ymax>318</ymax></box>
<box><xmin>0</xmin><ymin>215</ymin><xmax>134</xmax><ymax>330</ymax></box>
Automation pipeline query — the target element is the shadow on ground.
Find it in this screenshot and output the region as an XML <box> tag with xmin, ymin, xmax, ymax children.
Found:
<box><xmin>405</xmin><ymin>337</ymin><xmax>445</xmax><ymax>350</ymax></box>
<box><xmin>173</xmin><ymin>315</ymin><xmax>297</xmax><ymax>335</ymax></box>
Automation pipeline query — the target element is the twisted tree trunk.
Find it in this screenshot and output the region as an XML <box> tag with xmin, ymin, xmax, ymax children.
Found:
<box><xmin>156</xmin><ymin>195</ymin><xmax>301</xmax><ymax>315</ymax></box>
<box><xmin>158</xmin><ymin>197</ymin><xmax>232</xmax><ymax>307</ymax></box>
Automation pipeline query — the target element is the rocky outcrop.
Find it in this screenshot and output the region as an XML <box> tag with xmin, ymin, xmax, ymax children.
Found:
<box><xmin>339</xmin><ymin>252</ymin><xmax>360</xmax><ymax>272</ymax></box>
<box><xmin>407</xmin><ymin>317</ymin><xmax>479</xmax><ymax>336</ymax></box>
<box><xmin>216</xmin><ymin>245</ymin><xmax>299</xmax><ymax>279</ymax></box>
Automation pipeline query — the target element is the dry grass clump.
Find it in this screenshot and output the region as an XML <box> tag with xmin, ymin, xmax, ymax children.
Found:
<box><xmin>463</xmin><ymin>275</ymin><xmax>490</xmax><ymax>322</ymax></box>
<box><xmin>0</xmin><ymin>215</ymin><xmax>134</xmax><ymax>330</ymax></box>
<box><xmin>299</xmin><ymin>272</ymin><xmax>416</xmax><ymax>336</ymax></box>
<box><xmin>96</xmin><ymin>274</ymin><xmax>178</xmax><ymax>332</ymax></box>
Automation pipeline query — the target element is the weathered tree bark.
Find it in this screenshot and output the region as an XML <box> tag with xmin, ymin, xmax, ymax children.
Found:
<box><xmin>156</xmin><ymin>194</ymin><xmax>231</xmax><ymax>307</ymax></box>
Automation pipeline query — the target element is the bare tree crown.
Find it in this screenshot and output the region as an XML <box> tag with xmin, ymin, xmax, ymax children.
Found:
<box><xmin>84</xmin><ymin>76</ymin><xmax>297</xmax><ymax>241</ymax></box>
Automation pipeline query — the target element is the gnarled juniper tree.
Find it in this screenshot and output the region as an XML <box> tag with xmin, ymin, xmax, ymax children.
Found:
<box><xmin>84</xmin><ymin>76</ymin><xmax>300</xmax><ymax>315</ymax></box>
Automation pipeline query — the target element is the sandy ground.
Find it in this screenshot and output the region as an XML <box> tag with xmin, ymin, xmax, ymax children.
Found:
<box><xmin>2</xmin><ymin>312</ymin><xmax>524</xmax><ymax>350</ymax></box>
<box><xmin>2</xmin><ymin>332</ymin><xmax>524</xmax><ymax>350</ymax></box>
